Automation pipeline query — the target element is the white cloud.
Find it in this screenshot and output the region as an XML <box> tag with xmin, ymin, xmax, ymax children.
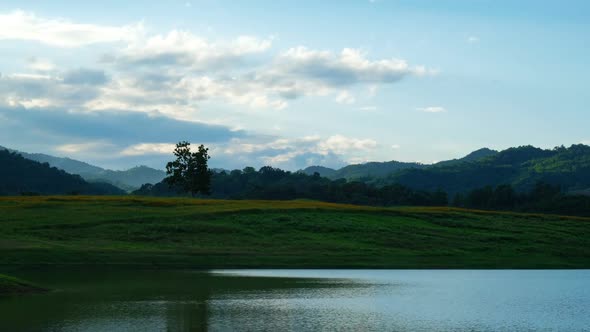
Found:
<box><xmin>115</xmin><ymin>30</ymin><xmax>272</xmax><ymax>70</ymax></box>
<box><xmin>277</xmin><ymin>47</ymin><xmax>430</xmax><ymax>86</ymax></box>
<box><xmin>219</xmin><ymin>134</ymin><xmax>377</xmax><ymax>169</ymax></box>
<box><xmin>347</xmin><ymin>156</ymin><xmax>373</xmax><ymax>164</ymax></box>
<box><xmin>0</xmin><ymin>11</ymin><xmax>436</xmax><ymax>169</ymax></box>
<box><xmin>12</xmin><ymin>98</ymin><xmax>53</xmax><ymax>108</ymax></box>
<box><xmin>0</xmin><ymin>10</ymin><xmax>143</xmax><ymax>47</ymax></box>
<box><xmin>0</xmin><ymin>71</ymin><xmax>104</xmax><ymax>108</ymax></box>
<box><xmin>1</xmin><ymin>11</ymin><xmax>432</xmax><ymax>118</ymax></box>
<box><xmin>468</xmin><ymin>36</ymin><xmax>480</xmax><ymax>43</ymax></box>
<box><xmin>367</xmin><ymin>85</ymin><xmax>378</xmax><ymax>97</ymax></box>
<box><xmin>391</xmin><ymin>144</ymin><xmax>401</xmax><ymax>149</ymax></box>
<box><xmin>317</xmin><ymin>135</ymin><xmax>377</xmax><ymax>155</ymax></box>
<box><xmin>27</xmin><ymin>57</ymin><xmax>55</xmax><ymax>72</ymax></box>
<box><xmin>417</xmin><ymin>106</ymin><xmax>447</xmax><ymax>113</ymax></box>
<box><xmin>335</xmin><ymin>91</ymin><xmax>355</xmax><ymax>104</ymax></box>
<box><xmin>120</xmin><ymin>143</ymin><xmax>176</xmax><ymax>156</ymax></box>
<box><xmin>359</xmin><ymin>106</ymin><xmax>377</xmax><ymax>112</ymax></box>
<box><xmin>261</xmin><ymin>151</ymin><xmax>301</xmax><ymax>165</ymax></box>
<box><xmin>55</xmin><ymin>141</ymin><xmax>114</xmax><ymax>154</ymax></box>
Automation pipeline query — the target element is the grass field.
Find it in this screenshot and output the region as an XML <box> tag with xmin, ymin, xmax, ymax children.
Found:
<box><xmin>0</xmin><ymin>274</ymin><xmax>47</xmax><ymax>295</ymax></box>
<box><xmin>0</xmin><ymin>196</ymin><xmax>589</xmax><ymax>268</ymax></box>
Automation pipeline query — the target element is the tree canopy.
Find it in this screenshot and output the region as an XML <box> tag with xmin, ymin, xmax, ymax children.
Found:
<box><xmin>165</xmin><ymin>142</ymin><xmax>212</xmax><ymax>197</ymax></box>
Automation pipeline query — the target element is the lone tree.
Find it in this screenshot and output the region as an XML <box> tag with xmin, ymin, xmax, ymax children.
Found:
<box><xmin>165</xmin><ymin>141</ymin><xmax>212</xmax><ymax>197</ymax></box>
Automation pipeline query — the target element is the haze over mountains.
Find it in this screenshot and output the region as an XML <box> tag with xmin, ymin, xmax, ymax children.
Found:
<box><xmin>0</xmin><ymin>149</ymin><xmax>124</xmax><ymax>195</ymax></box>
<box><xmin>0</xmin><ymin>146</ymin><xmax>166</xmax><ymax>191</ymax></box>
<box><xmin>301</xmin><ymin>148</ymin><xmax>499</xmax><ymax>180</ymax></box>
<box><xmin>302</xmin><ymin>145</ymin><xmax>590</xmax><ymax>196</ymax></box>
<box><xmin>2</xmin><ymin>144</ymin><xmax>590</xmax><ymax>198</ymax></box>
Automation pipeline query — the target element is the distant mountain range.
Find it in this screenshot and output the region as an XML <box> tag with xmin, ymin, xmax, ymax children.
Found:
<box><xmin>0</xmin><ymin>149</ymin><xmax>125</xmax><ymax>195</ymax></box>
<box><xmin>0</xmin><ymin>146</ymin><xmax>166</xmax><ymax>191</ymax></box>
<box><xmin>3</xmin><ymin>144</ymin><xmax>590</xmax><ymax>198</ymax></box>
<box><xmin>302</xmin><ymin>145</ymin><xmax>590</xmax><ymax>196</ymax></box>
<box><xmin>386</xmin><ymin>145</ymin><xmax>590</xmax><ymax>195</ymax></box>
<box><xmin>301</xmin><ymin>148</ymin><xmax>498</xmax><ymax>180</ymax></box>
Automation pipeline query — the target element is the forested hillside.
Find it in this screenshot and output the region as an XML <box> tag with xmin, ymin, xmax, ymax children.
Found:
<box><xmin>383</xmin><ymin>145</ymin><xmax>590</xmax><ymax>195</ymax></box>
<box><xmin>0</xmin><ymin>146</ymin><xmax>166</xmax><ymax>191</ymax></box>
<box><xmin>134</xmin><ymin>166</ymin><xmax>448</xmax><ymax>206</ymax></box>
<box><xmin>300</xmin><ymin>161</ymin><xmax>424</xmax><ymax>180</ymax></box>
<box><xmin>0</xmin><ymin>150</ymin><xmax>125</xmax><ymax>195</ymax></box>
<box><xmin>301</xmin><ymin>147</ymin><xmax>498</xmax><ymax>181</ymax></box>
<box><xmin>304</xmin><ymin>145</ymin><xmax>590</xmax><ymax>196</ymax></box>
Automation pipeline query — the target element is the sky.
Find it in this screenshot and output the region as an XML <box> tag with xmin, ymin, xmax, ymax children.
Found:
<box><xmin>0</xmin><ymin>0</ymin><xmax>589</xmax><ymax>171</ymax></box>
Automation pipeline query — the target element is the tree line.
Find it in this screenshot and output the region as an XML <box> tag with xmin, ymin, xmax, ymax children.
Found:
<box><xmin>136</xmin><ymin>165</ymin><xmax>449</xmax><ymax>206</ymax></box>
<box><xmin>453</xmin><ymin>182</ymin><xmax>590</xmax><ymax>217</ymax></box>
<box><xmin>139</xmin><ymin>142</ymin><xmax>590</xmax><ymax>217</ymax></box>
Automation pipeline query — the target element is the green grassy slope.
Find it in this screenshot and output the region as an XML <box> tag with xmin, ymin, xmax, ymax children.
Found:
<box><xmin>0</xmin><ymin>274</ymin><xmax>47</xmax><ymax>295</ymax></box>
<box><xmin>1</xmin><ymin>196</ymin><xmax>589</xmax><ymax>268</ymax></box>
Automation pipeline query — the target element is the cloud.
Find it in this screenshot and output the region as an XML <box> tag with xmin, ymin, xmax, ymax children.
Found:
<box><xmin>367</xmin><ymin>85</ymin><xmax>378</xmax><ymax>97</ymax></box>
<box><xmin>391</xmin><ymin>144</ymin><xmax>401</xmax><ymax>149</ymax></box>
<box><xmin>417</xmin><ymin>106</ymin><xmax>446</xmax><ymax>113</ymax></box>
<box><xmin>0</xmin><ymin>104</ymin><xmax>252</xmax><ymax>169</ymax></box>
<box><xmin>335</xmin><ymin>91</ymin><xmax>355</xmax><ymax>104</ymax></box>
<box><xmin>276</xmin><ymin>47</ymin><xmax>429</xmax><ymax>86</ymax></box>
<box><xmin>102</xmin><ymin>43</ymin><xmax>429</xmax><ymax>113</ymax></box>
<box><xmin>0</xmin><ymin>102</ymin><xmax>379</xmax><ymax>170</ymax></box>
<box><xmin>0</xmin><ymin>105</ymin><xmax>245</xmax><ymax>146</ymax></box>
<box><xmin>0</xmin><ymin>11</ymin><xmax>435</xmax><ymax>169</ymax></box>
<box><xmin>317</xmin><ymin>135</ymin><xmax>377</xmax><ymax>154</ymax></box>
<box><xmin>359</xmin><ymin>106</ymin><xmax>377</xmax><ymax>112</ymax></box>
<box><xmin>220</xmin><ymin>134</ymin><xmax>377</xmax><ymax>170</ymax></box>
<box><xmin>468</xmin><ymin>36</ymin><xmax>480</xmax><ymax>43</ymax></box>
<box><xmin>0</xmin><ymin>72</ymin><xmax>103</xmax><ymax>108</ymax></box>
<box><xmin>27</xmin><ymin>57</ymin><xmax>55</xmax><ymax>72</ymax></box>
<box><xmin>111</xmin><ymin>30</ymin><xmax>272</xmax><ymax>71</ymax></box>
<box><xmin>103</xmin><ymin>45</ymin><xmax>429</xmax><ymax>112</ymax></box>
<box><xmin>0</xmin><ymin>10</ymin><xmax>143</xmax><ymax>47</ymax></box>
<box><xmin>56</xmin><ymin>141</ymin><xmax>115</xmax><ymax>154</ymax></box>
<box><xmin>63</xmin><ymin>69</ymin><xmax>109</xmax><ymax>86</ymax></box>
<box><xmin>120</xmin><ymin>143</ymin><xmax>177</xmax><ymax>156</ymax></box>
<box><xmin>1</xmin><ymin>11</ymin><xmax>432</xmax><ymax>117</ymax></box>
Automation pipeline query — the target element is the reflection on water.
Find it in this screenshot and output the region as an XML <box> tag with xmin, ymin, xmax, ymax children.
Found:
<box><xmin>1</xmin><ymin>269</ymin><xmax>589</xmax><ymax>331</ymax></box>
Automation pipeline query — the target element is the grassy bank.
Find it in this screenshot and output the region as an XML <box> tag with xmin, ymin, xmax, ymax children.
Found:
<box><xmin>0</xmin><ymin>196</ymin><xmax>589</xmax><ymax>268</ymax></box>
<box><xmin>0</xmin><ymin>274</ymin><xmax>47</xmax><ymax>295</ymax></box>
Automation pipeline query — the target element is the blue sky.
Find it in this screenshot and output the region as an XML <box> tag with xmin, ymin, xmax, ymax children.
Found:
<box><xmin>0</xmin><ymin>1</ymin><xmax>588</xmax><ymax>170</ymax></box>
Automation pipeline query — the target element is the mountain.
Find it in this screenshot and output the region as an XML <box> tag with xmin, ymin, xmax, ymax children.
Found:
<box><xmin>19</xmin><ymin>152</ymin><xmax>104</xmax><ymax>175</ymax></box>
<box><xmin>299</xmin><ymin>166</ymin><xmax>337</xmax><ymax>178</ymax></box>
<box><xmin>331</xmin><ymin>161</ymin><xmax>425</xmax><ymax>181</ymax></box>
<box><xmin>5</xmin><ymin>143</ymin><xmax>590</xmax><ymax>198</ymax></box>
<box><xmin>0</xmin><ymin>149</ymin><xmax>124</xmax><ymax>195</ymax></box>
<box><xmin>301</xmin><ymin>161</ymin><xmax>424</xmax><ymax>181</ymax></box>
<box><xmin>434</xmin><ymin>148</ymin><xmax>498</xmax><ymax>167</ymax></box>
<box><xmin>0</xmin><ymin>146</ymin><xmax>166</xmax><ymax>191</ymax></box>
<box><xmin>571</xmin><ymin>188</ymin><xmax>590</xmax><ymax>196</ymax></box>
<box><xmin>134</xmin><ymin>165</ymin><xmax>448</xmax><ymax>206</ymax></box>
<box><xmin>300</xmin><ymin>145</ymin><xmax>590</xmax><ymax>197</ymax></box>
<box><xmin>83</xmin><ymin>166</ymin><xmax>167</xmax><ymax>191</ymax></box>
<box><xmin>301</xmin><ymin>148</ymin><xmax>497</xmax><ymax>181</ymax></box>
<box><xmin>384</xmin><ymin>145</ymin><xmax>590</xmax><ymax>196</ymax></box>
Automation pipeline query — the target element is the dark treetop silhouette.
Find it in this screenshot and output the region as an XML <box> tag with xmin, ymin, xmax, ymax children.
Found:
<box><xmin>165</xmin><ymin>142</ymin><xmax>212</xmax><ymax>197</ymax></box>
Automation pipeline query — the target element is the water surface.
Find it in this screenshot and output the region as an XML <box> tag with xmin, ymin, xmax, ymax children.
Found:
<box><xmin>1</xmin><ymin>269</ymin><xmax>589</xmax><ymax>331</ymax></box>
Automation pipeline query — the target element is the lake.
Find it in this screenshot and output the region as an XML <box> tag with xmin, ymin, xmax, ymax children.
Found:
<box><xmin>0</xmin><ymin>269</ymin><xmax>589</xmax><ymax>331</ymax></box>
